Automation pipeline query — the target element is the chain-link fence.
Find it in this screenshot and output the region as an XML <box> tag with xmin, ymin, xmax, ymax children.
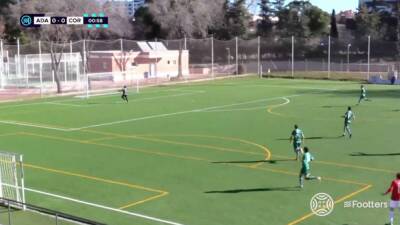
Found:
<box><xmin>0</xmin><ymin>198</ymin><xmax>105</xmax><ymax>225</ymax></box>
<box><xmin>0</xmin><ymin>36</ymin><xmax>398</xmax><ymax>100</ymax></box>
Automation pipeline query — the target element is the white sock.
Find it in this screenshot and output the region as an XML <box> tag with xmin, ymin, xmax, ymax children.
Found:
<box><xmin>390</xmin><ymin>210</ymin><xmax>394</xmax><ymax>224</ymax></box>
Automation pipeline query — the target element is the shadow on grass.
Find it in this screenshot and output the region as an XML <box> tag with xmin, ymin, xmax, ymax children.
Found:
<box><xmin>276</xmin><ymin>136</ymin><xmax>343</xmax><ymax>141</ymax></box>
<box><xmin>350</xmin><ymin>152</ymin><xmax>400</xmax><ymax>157</ymax></box>
<box><xmin>212</xmin><ymin>159</ymin><xmax>294</xmax><ymax>164</ymax></box>
<box><xmin>86</xmin><ymin>101</ymin><xmax>126</xmax><ymax>105</ymax></box>
<box><xmin>299</xmin><ymin>88</ymin><xmax>400</xmax><ymax>99</ymax></box>
<box><xmin>205</xmin><ymin>186</ymin><xmax>300</xmax><ymax>194</ymax></box>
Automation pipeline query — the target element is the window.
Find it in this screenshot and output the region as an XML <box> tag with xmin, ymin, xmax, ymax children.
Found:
<box><xmin>167</xmin><ymin>60</ymin><xmax>170</xmax><ymax>64</ymax></box>
<box><xmin>173</xmin><ymin>60</ymin><xmax>177</xmax><ymax>64</ymax></box>
<box><xmin>102</xmin><ymin>62</ymin><xmax>108</xmax><ymax>69</ymax></box>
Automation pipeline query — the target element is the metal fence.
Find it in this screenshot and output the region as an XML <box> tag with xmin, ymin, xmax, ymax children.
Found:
<box><xmin>0</xmin><ymin>198</ymin><xmax>105</xmax><ymax>225</ymax></box>
<box><xmin>0</xmin><ymin>36</ymin><xmax>398</xmax><ymax>100</ymax></box>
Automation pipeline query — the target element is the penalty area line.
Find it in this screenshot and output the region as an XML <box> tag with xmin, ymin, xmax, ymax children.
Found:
<box><xmin>24</xmin><ymin>187</ymin><xmax>184</xmax><ymax>225</ymax></box>
<box><xmin>286</xmin><ymin>184</ymin><xmax>372</xmax><ymax>225</ymax></box>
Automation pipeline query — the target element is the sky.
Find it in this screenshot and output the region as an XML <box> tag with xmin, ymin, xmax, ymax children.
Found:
<box><xmin>299</xmin><ymin>0</ymin><xmax>359</xmax><ymax>13</ymax></box>
<box><xmin>249</xmin><ymin>0</ymin><xmax>360</xmax><ymax>13</ymax></box>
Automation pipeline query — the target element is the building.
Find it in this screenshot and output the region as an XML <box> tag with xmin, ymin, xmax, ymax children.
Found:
<box><xmin>359</xmin><ymin>0</ymin><xmax>398</xmax><ymax>15</ymax></box>
<box><xmin>100</xmin><ymin>0</ymin><xmax>146</xmax><ymax>17</ymax></box>
<box><xmin>87</xmin><ymin>41</ymin><xmax>189</xmax><ymax>81</ymax></box>
<box><xmin>337</xmin><ymin>10</ymin><xmax>355</xmax><ymax>24</ymax></box>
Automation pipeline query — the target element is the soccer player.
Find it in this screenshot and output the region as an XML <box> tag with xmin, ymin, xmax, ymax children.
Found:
<box><xmin>357</xmin><ymin>85</ymin><xmax>368</xmax><ymax>104</ymax></box>
<box><xmin>120</xmin><ymin>85</ymin><xmax>128</xmax><ymax>103</ymax></box>
<box><xmin>383</xmin><ymin>173</ymin><xmax>400</xmax><ymax>225</ymax></box>
<box><xmin>289</xmin><ymin>125</ymin><xmax>305</xmax><ymax>161</ymax></box>
<box><xmin>299</xmin><ymin>147</ymin><xmax>321</xmax><ymax>188</ymax></box>
<box><xmin>343</xmin><ymin>106</ymin><xmax>355</xmax><ymax>138</ymax></box>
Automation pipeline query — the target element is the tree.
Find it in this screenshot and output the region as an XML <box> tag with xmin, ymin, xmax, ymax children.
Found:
<box><xmin>9</xmin><ymin>0</ymin><xmax>133</xmax><ymax>93</ymax></box>
<box><xmin>224</xmin><ymin>0</ymin><xmax>251</xmax><ymax>38</ymax></box>
<box><xmin>354</xmin><ymin>6</ymin><xmax>381</xmax><ymax>39</ymax></box>
<box><xmin>149</xmin><ymin>0</ymin><xmax>224</xmax><ymax>39</ymax></box>
<box><xmin>271</xmin><ymin>0</ymin><xmax>285</xmax><ymax>14</ymax></box>
<box><xmin>275</xmin><ymin>1</ymin><xmax>329</xmax><ymax>39</ymax></box>
<box><xmin>148</xmin><ymin>0</ymin><xmax>225</xmax><ymax>78</ymax></box>
<box><xmin>1</xmin><ymin>0</ymin><xmax>22</xmax><ymax>42</ymax></box>
<box><xmin>211</xmin><ymin>0</ymin><xmax>231</xmax><ymax>39</ymax></box>
<box><xmin>305</xmin><ymin>6</ymin><xmax>330</xmax><ymax>37</ymax></box>
<box><xmin>0</xmin><ymin>0</ymin><xmax>14</xmax><ymax>9</ymax></box>
<box><xmin>257</xmin><ymin>0</ymin><xmax>273</xmax><ymax>37</ymax></box>
<box><xmin>0</xmin><ymin>16</ymin><xmax>5</xmax><ymax>39</ymax></box>
<box><xmin>330</xmin><ymin>9</ymin><xmax>339</xmax><ymax>38</ymax></box>
<box><xmin>134</xmin><ymin>7</ymin><xmax>164</xmax><ymax>40</ymax></box>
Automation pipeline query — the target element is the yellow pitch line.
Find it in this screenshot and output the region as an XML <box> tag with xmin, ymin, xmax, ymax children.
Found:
<box><xmin>82</xmin><ymin>131</ymin><xmax>381</xmax><ymax>186</ymax></box>
<box><xmin>118</xmin><ymin>192</ymin><xmax>168</xmax><ymax>210</ymax></box>
<box><xmin>272</xmin><ymin>154</ymin><xmax>396</xmax><ymax>175</ymax></box>
<box><xmin>83</xmin><ymin>131</ymin><xmax>396</xmax><ymax>176</ymax></box>
<box><xmin>243</xmin><ymin>164</ymin><xmax>369</xmax><ymax>186</ymax></box>
<box><xmin>314</xmin><ymin>160</ymin><xmax>395</xmax><ymax>174</ymax></box>
<box><xmin>0</xmin><ymin>132</ymin><xmax>22</xmax><ymax>137</ymax></box>
<box><xmin>334</xmin><ymin>184</ymin><xmax>373</xmax><ymax>203</ymax></box>
<box><xmin>267</xmin><ymin>105</ymin><xmax>283</xmax><ymax>116</ymax></box>
<box><xmin>85</xmin><ymin>136</ymin><xmax>120</xmax><ymax>143</ymax></box>
<box><xmin>90</xmin><ymin>131</ymin><xmax>263</xmax><ymax>156</ymax></box>
<box><xmin>127</xmin><ymin>132</ymin><xmax>272</xmax><ymax>161</ymax></box>
<box><xmin>24</xmin><ymin>163</ymin><xmax>166</xmax><ymax>194</ymax></box>
<box><xmin>22</xmin><ymin>131</ymin><xmax>208</xmax><ymax>163</ymax></box>
<box><xmin>287</xmin><ymin>184</ymin><xmax>372</xmax><ymax>225</ymax></box>
<box><xmin>22</xmin><ymin>131</ymin><xmax>367</xmax><ymax>188</ymax></box>
<box><xmin>266</xmin><ymin>98</ymin><xmax>290</xmax><ymax>116</ymax></box>
<box><xmin>16</xmin><ymin>131</ymin><xmax>392</xmax><ymax>176</ymax></box>
<box><xmin>249</xmin><ymin>162</ymin><xmax>265</xmax><ymax>168</ymax></box>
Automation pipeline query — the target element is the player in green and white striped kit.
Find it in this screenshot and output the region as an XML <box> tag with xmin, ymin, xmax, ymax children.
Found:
<box><xmin>299</xmin><ymin>147</ymin><xmax>321</xmax><ymax>188</ymax></box>
<box><xmin>290</xmin><ymin>125</ymin><xmax>305</xmax><ymax>161</ymax></box>
<box><xmin>357</xmin><ymin>85</ymin><xmax>368</xmax><ymax>105</ymax></box>
<box><xmin>343</xmin><ymin>106</ymin><xmax>355</xmax><ymax>138</ymax></box>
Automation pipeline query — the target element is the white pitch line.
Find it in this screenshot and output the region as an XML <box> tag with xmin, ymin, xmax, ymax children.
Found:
<box><xmin>242</xmin><ymin>84</ymin><xmax>338</xmax><ymax>91</ymax></box>
<box><xmin>46</xmin><ymin>102</ymin><xmax>87</xmax><ymax>108</ymax></box>
<box><xmin>129</xmin><ymin>92</ymin><xmax>201</xmax><ymax>103</ymax></box>
<box><xmin>66</xmin><ymin>89</ymin><xmax>204</xmax><ymax>103</ymax></box>
<box><xmin>23</xmin><ymin>187</ymin><xmax>184</xmax><ymax>225</ymax></box>
<box><xmin>0</xmin><ymin>102</ymin><xmax>44</xmax><ymax>110</ymax></box>
<box><xmin>70</xmin><ymin>94</ymin><xmax>301</xmax><ymax>131</ymax></box>
<box><xmin>0</xmin><ymin>120</ymin><xmax>71</xmax><ymax>131</ymax></box>
<box><xmin>203</xmin><ymin>97</ymin><xmax>291</xmax><ymax>113</ymax></box>
<box><xmin>0</xmin><ymin>87</ymin><xmax>339</xmax><ymax>131</ymax></box>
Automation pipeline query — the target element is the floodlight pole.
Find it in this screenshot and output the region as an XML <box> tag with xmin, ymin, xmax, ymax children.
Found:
<box><xmin>347</xmin><ymin>44</ymin><xmax>351</xmax><ymax>72</ymax></box>
<box><xmin>0</xmin><ymin>39</ymin><xmax>4</xmax><ymax>89</ymax></box>
<box><xmin>211</xmin><ymin>35</ymin><xmax>214</xmax><ymax>79</ymax></box>
<box><xmin>226</xmin><ymin>48</ymin><xmax>231</xmax><ymax>66</ymax></box>
<box><xmin>257</xmin><ymin>36</ymin><xmax>261</xmax><ymax>78</ymax></box>
<box><xmin>17</xmin><ymin>38</ymin><xmax>20</xmax><ymax>78</ymax></box>
<box><xmin>38</xmin><ymin>40</ymin><xmax>43</xmax><ymax>97</ymax></box>
<box><xmin>83</xmin><ymin>39</ymin><xmax>88</xmax><ymax>98</ymax></box>
<box><xmin>120</xmin><ymin>38</ymin><xmax>124</xmax><ymax>78</ymax></box>
<box><xmin>367</xmin><ymin>35</ymin><xmax>371</xmax><ymax>80</ymax></box>
<box><xmin>291</xmin><ymin>36</ymin><xmax>294</xmax><ymax>78</ymax></box>
<box><xmin>328</xmin><ymin>35</ymin><xmax>331</xmax><ymax>79</ymax></box>
<box><xmin>235</xmin><ymin>36</ymin><xmax>238</xmax><ymax>75</ymax></box>
<box><xmin>154</xmin><ymin>38</ymin><xmax>158</xmax><ymax>79</ymax></box>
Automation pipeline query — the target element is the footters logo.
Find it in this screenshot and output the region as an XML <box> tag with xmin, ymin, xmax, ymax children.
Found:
<box><xmin>310</xmin><ymin>193</ymin><xmax>335</xmax><ymax>217</ymax></box>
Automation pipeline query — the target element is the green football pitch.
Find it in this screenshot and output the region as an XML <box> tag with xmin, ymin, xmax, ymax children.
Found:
<box><xmin>0</xmin><ymin>76</ymin><xmax>398</xmax><ymax>225</ymax></box>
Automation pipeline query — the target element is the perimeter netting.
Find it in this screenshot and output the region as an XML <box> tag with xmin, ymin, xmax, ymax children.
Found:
<box><xmin>0</xmin><ymin>151</ymin><xmax>25</xmax><ymax>210</ymax></box>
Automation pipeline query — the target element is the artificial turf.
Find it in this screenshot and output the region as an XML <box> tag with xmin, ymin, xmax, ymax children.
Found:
<box><xmin>0</xmin><ymin>76</ymin><xmax>398</xmax><ymax>225</ymax></box>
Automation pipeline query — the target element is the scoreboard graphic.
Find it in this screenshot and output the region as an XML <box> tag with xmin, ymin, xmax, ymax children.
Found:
<box><xmin>20</xmin><ymin>13</ymin><xmax>109</xmax><ymax>28</ymax></box>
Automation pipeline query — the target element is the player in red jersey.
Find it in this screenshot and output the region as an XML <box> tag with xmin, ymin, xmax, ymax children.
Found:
<box><xmin>383</xmin><ymin>173</ymin><xmax>400</xmax><ymax>225</ymax></box>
